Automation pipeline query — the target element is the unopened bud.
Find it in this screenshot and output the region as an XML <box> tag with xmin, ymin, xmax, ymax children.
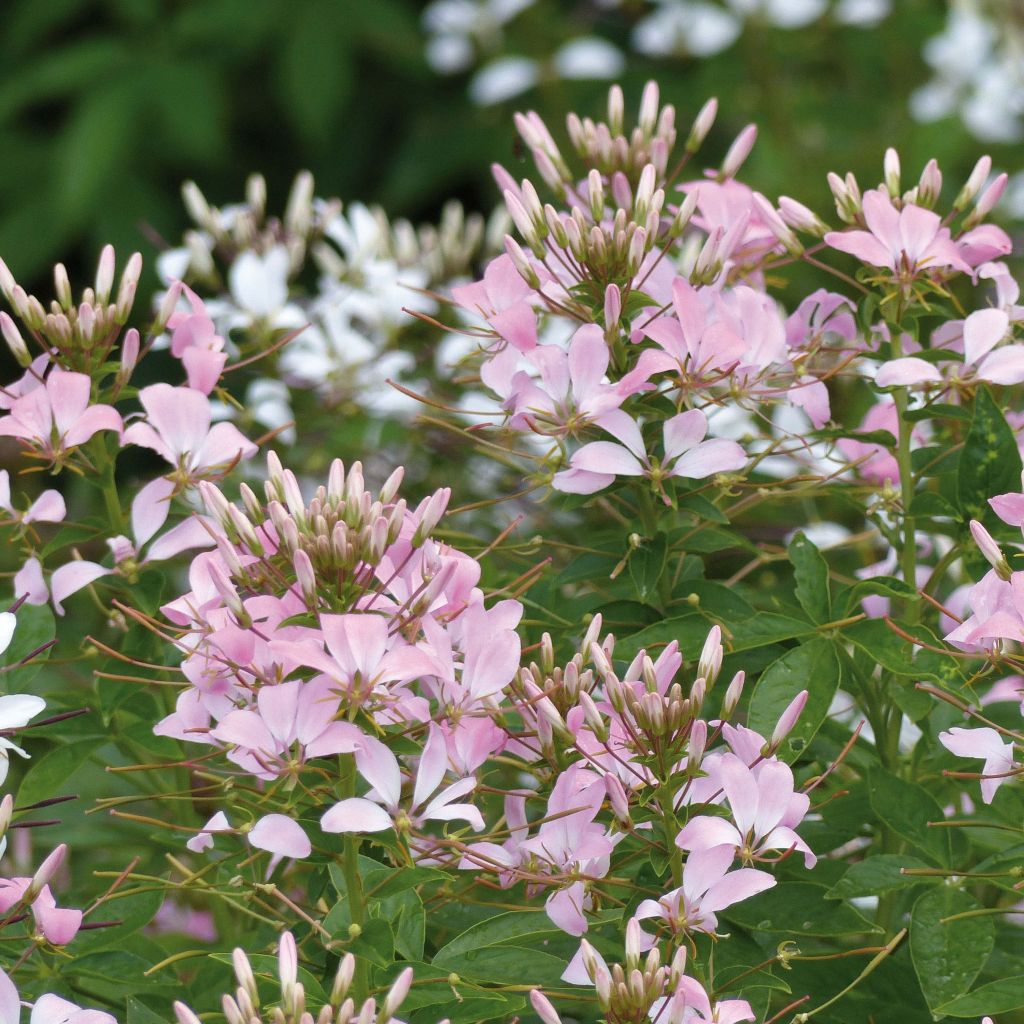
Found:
<box><xmin>668</xmin><ymin>190</ymin><xmax>699</xmax><ymax>238</ymax></box>
<box><xmin>504</xmin><ymin>236</ymin><xmax>541</xmax><ymax>289</ymax></box>
<box><xmin>770</xmin><ymin>690</ymin><xmax>808</xmax><ymax>749</ymax></box>
<box><xmin>119</xmin><ymin>327</ymin><xmax>140</xmax><ymax>382</ymax></box>
<box><xmin>778</xmin><ymin>196</ymin><xmax>828</xmax><ymax>237</ymax></box>
<box><xmin>232</xmin><ymin>949</ymin><xmax>258</xmax><ymax>1003</ymax></box>
<box><xmin>883</xmin><ymin>148</ymin><xmax>901</xmax><ymax>197</ymax></box>
<box><xmin>95</xmin><ymin>245</ymin><xmax>116</xmax><ymax>304</ymax></box>
<box><xmin>970</xmin><ymin>519</ymin><xmax>1012</xmax><ymax>579</ymax></box>
<box><xmin>294</xmin><ymin>549</ymin><xmax>317</xmax><ymax>605</ymax></box>
<box><xmin>182</xmin><ymin>181</ymin><xmax>216</xmax><ymax>234</ymax></box>
<box><xmin>965</xmin><ymin>172</ymin><xmax>1008</xmax><ymax>229</ymax></box>
<box><xmin>719</xmin><ymin>124</ymin><xmax>757</xmax><ymax>181</ymax></box>
<box><xmin>687</xmin><ymin>97</ymin><xmax>718</xmax><ymax>153</ymax></box>
<box><xmin>954</xmin><ymin>155</ymin><xmax>992</xmax><ymax>212</ymax></box>
<box><xmin>529</xmin><ymin>990</ymin><xmax>562</xmax><ymax>1024</ymax></box>
<box><xmin>638</xmin><ymin>81</ymin><xmax>660</xmax><ymax>137</ymax></box>
<box><xmin>285</xmin><ymin>171</ymin><xmax>315</xmax><ymax>237</ymax></box>
<box><xmin>0</xmin><ymin>312</ymin><xmax>31</xmax><ymax>367</ymax></box>
<box><xmin>28</xmin><ymin>844</ymin><xmax>67</xmax><ymax>900</ymax></box>
<box><xmin>723</xmin><ymin>670</ymin><xmax>745</xmax><ymax>719</ymax></box>
<box><xmin>382</xmin><ymin>967</ymin><xmax>414</xmax><ymax>1020</ymax></box>
<box><xmin>115</xmin><ymin>252</ymin><xmax>143</xmax><ymax>323</ymax></box>
<box><xmin>689</xmin><ymin>719</ymin><xmax>707</xmax><ymax>770</ymax></box>
<box><xmin>588</xmin><ymin>170</ymin><xmax>605</xmax><ymax>223</ymax></box>
<box><xmin>917</xmin><ymin>159</ymin><xmax>942</xmax><ymax>207</ymax></box>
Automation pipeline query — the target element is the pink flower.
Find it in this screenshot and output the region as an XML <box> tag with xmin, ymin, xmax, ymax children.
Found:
<box><xmin>0</xmin><ymin>878</ymin><xmax>82</xmax><ymax>945</ymax></box>
<box><xmin>0</xmin><ymin>968</ymin><xmax>117</xmax><ymax>1024</ymax></box>
<box><xmin>825</xmin><ymin>189</ymin><xmax>972</xmax><ymax>279</ymax></box>
<box><xmin>0</xmin><ymin>471</ymin><xmax>65</xmax><ymax>526</ymax></box>
<box><xmin>940</xmin><ymin>727</ymin><xmax>1016</xmax><ymax>804</ymax></box>
<box><xmin>320</xmin><ymin>724</ymin><xmax>484</xmax><ymax>835</ymax></box>
<box><xmin>123</xmin><ymin>384</ymin><xmax>256</xmax><ymax>538</ymax></box>
<box><xmin>633</xmin><ymin>845</ymin><xmax>775</xmax><ymax>941</ymax></box>
<box><xmin>945</xmin><ymin>570</ymin><xmax>1024</xmax><ymax>650</ymax></box>
<box><xmin>676</xmin><ymin>754</ymin><xmax>816</xmax><ymax>868</ymax></box>
<box><xmin>210</xmin><ymin>676</ymin><xmax>363</xmax><ymax>780</ymax></box>
<box><xmin>166</xmin><ymin>283</ymin><xmax>228</xmax><ymax>394</ymax></box>
<box><xmin>497</xmin><ymin>325</ymin><xmax>652</xmax><ymax>435</ymax></box>
<box><xmin>0</xmin><ymin>369</ymin><xmax>121</xmax><ymax>464</ymax></box>
<box><xmin>553</xmin><ymin>408</ymin><xmax>745</xmax><ymax>496</ymax></box>
<box><xmin>187</xmin><ymin>811</ymin><xmax>311</xmax><ymax>874</ymax></box>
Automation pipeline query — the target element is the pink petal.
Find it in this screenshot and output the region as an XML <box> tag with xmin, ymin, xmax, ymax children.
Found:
<box><xmin>51</xmin><ymin>561</ymin><xmax>110</xmax><ymax>616</ymax></box>
<box><xmin>669</xmin><ymin>438</ymin><xmax>746</xmax><ymax>479</ymax></box>
<box><xmin>249</xmin><ymin>814</ymin><xmax>311</xmax><ymax>859</ymax></box>
<box><xmin>355</xmin><ymin>736</ymin><xmax>402</xmax><ymax>809</ymax></box>
<box><xmin>145</xmin><ymin>516</ymin><xmax>216</xmax><ymax>562</ymax></box>
<box><xmin>570</xmin><ymin>441</ymin><xmax>645</xmax><ymax>476</ymax></box>
<box><xmin>546</xmin><ymin>881</ymin><xmax>588</xmax><ymax>936</ymax></box>
<box><xmin>61</xmin><ymin>404</ymin><xmax>122</xmax><ymax>449</ymax></box>
<box><xmin>131</xmin><ymin>476</ymin><xmax>176</xmax><ymax>548</ymax></box>
<box><xmin>876</xmin><ymin>357</ymin><xmax>943</xmax><ymax>387</ymax></box>
<box><xmin>413</xmin><ymin>724</ymin><xmax>449</xmax><ymax>811</ymax></box>
<box><xmin>320</xmin><ymin>797</ymin><xmax>393</xmax><ymax>833</ymax></box>
<box><xmin>24</xmin><ymin>490</ymin><xmax>66</xmax><ymax>524</ymax></box>
<box><xmin>824</xmin><ymin>229</ymin><xmax>893</xmax><ymax>269</ymax></box>
<box><xmin>662</xmin><ymin>409</ymin><xmax>708</xmax><ymax>462</ymax></box>
<box><xmin>964</xmin><ymin>308</ymin><xmax>1011</xmax><ymax>366</ymax></box>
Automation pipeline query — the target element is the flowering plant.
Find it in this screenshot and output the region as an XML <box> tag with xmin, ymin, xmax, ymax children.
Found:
<box><xmin>0</xmin><ymin>79</ymin><xmax>1021</xmax><ymax>1024</ymax></box>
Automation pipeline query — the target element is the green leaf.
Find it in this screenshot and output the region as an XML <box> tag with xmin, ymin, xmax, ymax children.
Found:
<box><xmin>838</xmin><ymin>575</ymin><xmax>918</xmax><ymax>617</ymax></box>
<box><xmin>16</xmin><ymin>738</ymin><xmax>104</xmax><ymax>807</ymax></box>
<box><xmin>630</xmin><ymin>533</ymin><xmax>667</xmax><ymax>604</ymax></box>
<box><xmin>957</xmin><ymin>385</ymin><xmax>1023</xmax><ymax>524</ymax></box>
<box><xmin>432</xmin><ymin>909</ymin><xmax>618</xmax><ymax>984</ymax></box>
<box><xmin>911</xmin><ymin>886</ymin><xmax>995</xmax><ymax>1018</ymax></box>
<box><xmin>350</xmin><ymin>917</ymin><xmax>395</xmax><ymax>968</ymax></box>
<box><xmin>935</xmin><ymin>975</ymin><xmax>1024</xmax><ymax>1017</ymax></box>
<box><xmin>747</xmin><ymin>638</ymin><xmax>840</xmax><ymax>761</ymax></box>
<box><xmin>720</xmin><ymin>882</ymin><xmax>880</xmax><ymax>936</ymax></box>
<box><xmin>789</xmin><ymin>532</ymin><xmax>831</xmax><ymax>622</ymax></box>
<box><xmin>1</xmin><ymin>602</ymin><xmax>55</xmax><ymax>688</ymax></box>
<box><xmin>827</xmin><ymin>855</ymin><xmax>932</xmax><ymax>900</ymax></box>
<box><xmin>126</xmin><ymin>998</ymin><xmax>168</xmax><ymax>1024</ymax></box>
<box><xmin>867</xmin><ymin>769</ymin><xmax>952</xmax><ymax>867</ymax></box>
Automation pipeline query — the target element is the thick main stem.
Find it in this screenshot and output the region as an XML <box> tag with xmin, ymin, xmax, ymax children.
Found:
<box><xmin>339</xmin><ymin>756</ymin><xmax>368</xmax><ymax>1002</ymax></box>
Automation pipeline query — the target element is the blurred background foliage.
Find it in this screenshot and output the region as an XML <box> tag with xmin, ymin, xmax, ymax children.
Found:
<box><xmin>1</xmin><ymin>0</ymin><xmax>1018</xmax><ymax>301</ymax></box>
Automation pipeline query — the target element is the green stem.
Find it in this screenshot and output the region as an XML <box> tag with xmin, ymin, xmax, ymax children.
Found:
<box><xmin>656</xmin><ymin>790</ymin><xmax>683</xmax><ymax>888</ymax></box>
<box><xmin>339</xmin><ymin>756</ymin><xmax>368</xmax><ymax>1003</ymax></box>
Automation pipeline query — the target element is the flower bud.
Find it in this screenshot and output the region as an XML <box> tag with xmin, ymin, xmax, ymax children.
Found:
<box><xmin>294</xmin><ymin>549</ymin><xmax>317</xmax><ymax>605</ymax></box>
<box><xmin>883</xmin><ymin>147</ymin><xmax>901</xmax><ymax>197</ymax></box>
<box><xmin>330</xmin><ymin>954</ymin><xmax>355</xmax><ymax>1007</ymax></box>
<box><xmin>285</xmin><ymin>171</ymin><xmax>315</xmax><ymax>237</ymax></box>
<box><xmin>95</xmin><ymin>244</ymin><xmax>116</xmax><ymax>305</ymax></box>
<box><xmin>529</xmin><ymin>989</ymin><xmax>562</xmax><ymax>1024</ymax></box>
<box><xmin>0</xmin><ymin>312</ymin><xmax>31</xmax><ymax>367</ymax></box>
<box><xmin>686</xmin><ymin>97</ymin><xmax>718</xmax><ymax>153</ymax></box>
<box><xmin>115</xmin><ymin>252</ymin><xmax>143</xmax><ymax>323</ymax></box>
<box><xmin>689</xmin><ymin>719</ymin><xmax>707</xmax><ymax>771</ymax></box>
<box><xmin>970</xmin><ymin>519</ymin><xmax>1012</xmax><ymax>580</ymax></box>
<box><xmin>119</xmin><ymin>327</ymin><xmax>140</xmax><ymax>382</ymax></box>
<box><xmin>778</xmin><ymin>196</ymin><xmax>828</xmax><ymax>236</ymax></box>
<box><xmin>719</xmin><ymin>124</ymin><xmax>757</xmax><ymax>181</ymax></box>
<box><xmin>182</xmin><ymin>181</ymin><xmax>216</xmax><ymax>234</ymax></box>
<box><xmin>604</xmin><ymin>283</ymin><xmax>622</xmax><ymax>333</ymax></box>
<box><xmin>917</xmin><ymin>159</ymin><xmax>942</xmax><ymax>207</ymax></box>
<box><xmin>27</xmin><ymin>844</ymin><xmax>67</xmax><ymax>901</ymax></box>
<box><xmin>955</xmin><ymin>155</ymin><xmax>992</xmax><ymax>212</ymax></box>
<box><xmin>668</xmin><ymin>190</ymin><xmax>698</xmax><ymax>238</ymax></box>
<box><xmin>722</xmin><ymin>670</ymin><xmax>745</xmax><ymax>719</ymax></box>
<box><xmin>232</xmin><ymin>948</ymin><xmax>259</xmax><ymax>1004</ymax></box>
<box><xmin>697</xmin><ymin>625</ymin><xmax>723</xmax><ymax>687</ymax></box>
<box><xmin>638</xmin><ymin>81</ymin><xmax>660</xmax><ymax>137</ymax></box>
<box><xmin>770</xmin><ymin>690</ymin><xmax>808</xmax><ymax>749</ymax></box>
<box><xmin>381</xmin><ymin>967</ymin><xmax>414</xmax><ymax>1020</ymax></box>
<box><xmin>504</xmin><ymin>236</ymin><xmax>541</xmax><ymax>289</ymax></box>
<box><xmin>174</xmin><ymin>1002</ymin><xmax>204</xmax><ymax>1024</ymax></box>
<box><xmin>588</xmin><ymin>169</ymin><xmax>605</xmax><ymax>223</ymax></box>
<box><xmin>965</xmin><ymin>172</ymin><xmax>1008</xmax><ymax>229</ymax></box>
